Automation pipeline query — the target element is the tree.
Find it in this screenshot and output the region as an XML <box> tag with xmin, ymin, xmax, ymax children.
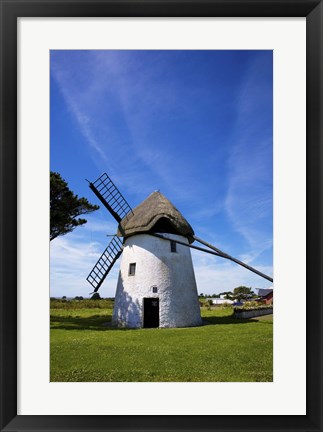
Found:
<box><xmin>50</xmin><ymin>171</ymin><xmax>99</xmax><ymax>241</ymax></box>
<box><xmin>220</xmin><ymin>291</ymin><xmax>234</xmax><ymax>300</ymax></box>
<box><xmin>232</xmin><ymin>286</ymin><xmax>255</xmax><ymax>301</ymax></box>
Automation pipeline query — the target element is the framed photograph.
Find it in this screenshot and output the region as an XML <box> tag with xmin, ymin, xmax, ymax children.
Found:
<box><xmin>1</xmin><ymin>1</ymin><xmax>322</xmax><ymax>431</ymax></box>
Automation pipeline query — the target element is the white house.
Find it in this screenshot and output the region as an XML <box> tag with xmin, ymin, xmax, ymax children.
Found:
<box><xmin>207</xmin><ymin>297</ymin><xmax>234</xmax><ymax>305</ymax></box>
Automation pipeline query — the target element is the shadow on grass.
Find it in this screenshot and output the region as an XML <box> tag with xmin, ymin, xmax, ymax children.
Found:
<box><xmin>50</xmin><ymin>314</ymin><xmax>127</xmax><ymax>331</ymax></box>
<box><xmin>203</xmin><ymin>315</ymin><xmax>273</xmax><ymax>325</ymax></box>
<box><xmin>51</xmin><ymin>313</ymin><xmax>273</xmax><ymax>331</ymax></box>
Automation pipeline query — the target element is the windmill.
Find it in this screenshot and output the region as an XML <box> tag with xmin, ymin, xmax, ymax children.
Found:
<box><xmin>86</xmin><ymin>172</ymin><xmax>273</xmax><ymax>328</ymax></box>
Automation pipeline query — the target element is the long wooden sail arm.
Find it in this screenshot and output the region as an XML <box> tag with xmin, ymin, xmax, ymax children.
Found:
<box><xmin>150</xmin><ymin>233</ymin><xmax>223</xmax><ymax>257</ymax></box>
<box><xmin>149</xmin><ymin>233</ymin><xmax>273</xmax><ymax>283</ymax></box>
<box><xmin>193</xmin><ymin>235</ymin><xmax>273</xmax><ymax>283</ymax></box>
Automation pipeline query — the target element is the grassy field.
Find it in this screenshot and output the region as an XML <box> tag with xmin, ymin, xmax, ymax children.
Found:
<box><xmin>50</xmin><ymin>300</ymin><xmax>273</xmax><ymax>382</ymax></box>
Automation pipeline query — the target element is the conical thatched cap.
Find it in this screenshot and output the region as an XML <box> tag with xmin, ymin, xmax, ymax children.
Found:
<box><xmin>118</xmin><ymin>191</ymin><xmax>194</xmax><ymax>242</ymax></box>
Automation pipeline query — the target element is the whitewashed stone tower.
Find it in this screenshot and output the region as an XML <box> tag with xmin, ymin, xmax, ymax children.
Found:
<box><xmin>112</xmin><ymin>192</ymin><xmax>202</xmax><ymax>328</ymax></box>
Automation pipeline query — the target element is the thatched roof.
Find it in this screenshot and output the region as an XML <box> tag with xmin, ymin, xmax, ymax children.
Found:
<box><xmin>117</xmin><ymin>191</ymin><xmax>194</xmax><ymax>242</ymax></box>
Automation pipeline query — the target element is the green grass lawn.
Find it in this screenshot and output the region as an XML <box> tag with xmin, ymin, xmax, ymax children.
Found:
<box><xmin>50</xmin><ymin>301</ymin><xmax>273</xmax><ymax>382</ymax></box>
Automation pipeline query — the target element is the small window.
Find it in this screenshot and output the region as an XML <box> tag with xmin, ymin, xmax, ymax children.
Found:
<box><xmin>128</xmin><ymin>263</ymin><xmax>136</xmax><ymax>276</ymax></box>
<box><xmin>170</xmin><ymin>241</ymin><xmax>177</xmax><ymax>253</ymax></box>
<box><xmin>152</xmin><ymin>286</ymin><xmax>158</xmax><ymax>293</ymax></box>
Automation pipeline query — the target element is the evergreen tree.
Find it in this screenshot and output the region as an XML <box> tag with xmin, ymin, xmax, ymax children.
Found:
<box><xmin>50</xmin><ymin>171</ymin><xmax>99</xmax><ymax>240</ymax></box>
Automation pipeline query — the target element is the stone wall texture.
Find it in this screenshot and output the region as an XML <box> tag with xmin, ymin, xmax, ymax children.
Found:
<box><xmin>112</xmin><ymin>233</ymin><xmax>202</xmax><ymax>328</ymax></box>
<box><xmin>234</xmin><ymin>308</ymin><xmax>273</xmax><ymax>319</ymax></box>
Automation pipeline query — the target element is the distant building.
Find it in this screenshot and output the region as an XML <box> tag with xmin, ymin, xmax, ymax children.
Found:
<box><xmin>207</xmin><ymin>298</ymin><xmax>234</xmax><ymax>305</ymax></box>
<box><xmin>256</xmin><ymin>288</ymin><xmax>273</xmax><ymax>305</ymax></box>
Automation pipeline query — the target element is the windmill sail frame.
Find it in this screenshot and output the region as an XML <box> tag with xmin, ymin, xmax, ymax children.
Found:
<box><xmin>89</xmin><ymin>172</ymin><xmax>134</xmax><ymax>223</ymax></box>
<box><xmin>87</xmin><ymin>235</ymin><xmax>123</xmax><ymax>292</ymax></box>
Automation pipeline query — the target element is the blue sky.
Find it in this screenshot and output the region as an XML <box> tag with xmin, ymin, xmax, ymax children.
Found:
<box><xmin>50</xmin><ymin>50</ymin><xmax>273</xmax><ymax>298</ymax></box>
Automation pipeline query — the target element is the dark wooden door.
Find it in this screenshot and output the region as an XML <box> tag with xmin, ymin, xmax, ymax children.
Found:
<box><xmin>143</xmin><ymin>298</ymin><xmax>159</xmax><ymax>328</ymax></box>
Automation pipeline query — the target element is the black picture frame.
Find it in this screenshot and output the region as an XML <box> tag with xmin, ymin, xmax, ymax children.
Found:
<box><xmin>0</xmin><ymin>1</ymin><xmax>322</xmax><ymax>431</ymax></box>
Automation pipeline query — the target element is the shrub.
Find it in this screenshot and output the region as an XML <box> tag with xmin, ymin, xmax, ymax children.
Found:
<box><xmin>234</xmin><ymin>303</ymin><xmax>273</xmax><ymax>312</ymax></box>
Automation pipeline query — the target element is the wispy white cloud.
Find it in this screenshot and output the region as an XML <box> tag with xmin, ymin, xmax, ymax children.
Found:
<box><xmin>82</xmin><ymin>218</ymin><xmax>117</xmax><ymax>235</ymax></box>
<box><xmin>51</xmin><ymin>52</ymin><xmax>163</xmax><ymax>199</ymax></box>
<box><xmin>50</xmin><ymin>231</ymin><xmax>120</xmax><ymax>298</ymax></box>
<box><xmin>51</xmin><ymin>51</ymin><xmax>215</xmax><ymax>203</ymax></box>
<box><xmin>191</xmin><ymin>249</ymin><xmax>272</xmax><ymax>294</ymax></box>
<box><xmin>224</xmin><ymin>54</ymin><xmax>273</xmax><ymax>258</ymax></box>
<box><xmin>87</xmin><ymin>51</ymin><xmax>192</xmax><ymax>198</ymax></box>
<box><xmin>51</xmin><ymin>59</ymin><xmax>110</xmax><ymax>168</ymax></box>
